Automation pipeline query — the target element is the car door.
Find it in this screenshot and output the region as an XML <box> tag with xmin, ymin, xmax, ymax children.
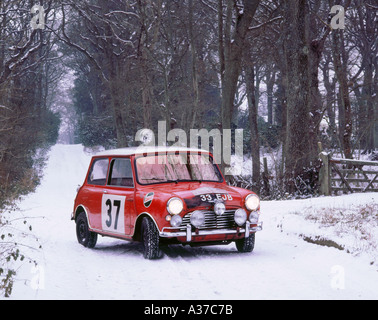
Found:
<box><xmin>101</xmin><ymin>157</ymin><xmax>135</xmax><ymax>236</ymax></box>
<box><xmin>85</xmin><ymin>157</ymin><xmax>110</xmax><ymax>231</ymax></box>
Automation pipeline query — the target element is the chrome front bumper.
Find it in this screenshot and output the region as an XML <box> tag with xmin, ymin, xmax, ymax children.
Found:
<box><xmin>160</xmin><ymin>222</ymin><xmax>263</xmax><ymax>242</ymax></box>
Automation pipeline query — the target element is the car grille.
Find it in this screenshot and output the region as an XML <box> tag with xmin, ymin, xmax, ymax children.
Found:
<box><xmin>180</xmin><ymin>210</ymin><xmax>236</xmax><ymax>230</ymax></box>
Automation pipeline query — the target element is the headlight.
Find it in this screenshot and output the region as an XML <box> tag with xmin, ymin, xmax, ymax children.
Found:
<box><xmin>249</xmin><ymin>211</ymin><xmax>260</xmax><ymax>224</ymax></box>
<box><xmin>170</xmin><ymin>215</ymin><xmax>183</xmax><ymax>228</ymax></box>
<box><xmin>245</xmin><ymin>194</ymin><xmax>260</xmax><ymax>211</ymax></box>
<box><xmin>234</xmin><ymin>209</ymin><xmax>247</xmax><ymax>226</ymax></box>
<box><xmin>167</xmin><ymin>197</ymin><xmax>184</xmax><ymax>215</ymax></box>
<box><xmin>190</xmin><ymin>211</ymin><xmax>206</xmax><ymax>228</ymax></box>
<box><xmin>214</xmin><ymin>202</ymin><xmax>226</xmax><ymax>216</ymax></box>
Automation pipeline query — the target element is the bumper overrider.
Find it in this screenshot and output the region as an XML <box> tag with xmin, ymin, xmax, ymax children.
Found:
<box><xmin>160</xmin><ymin>221</ymin><xmax>263</xmax><ymax>242</ymax></box>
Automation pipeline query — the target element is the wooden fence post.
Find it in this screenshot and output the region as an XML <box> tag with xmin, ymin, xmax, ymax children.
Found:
<box><xmin>319</xmin><ymin>151</ymin><xmax>331</xmax><ymax>196</ymax></box>
<box><xmin>263</xmin><ymin>157</ymin><xmax>270</xmax><ymax>197</ymax></box>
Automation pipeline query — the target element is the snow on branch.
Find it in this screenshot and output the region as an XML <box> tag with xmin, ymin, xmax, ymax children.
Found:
<box><xmin>0</xmin><ymin>105</ymin><xmax>12</xmax><ymax>111</ymax></box>
<box><xmin>248</xmin><ymin>16</ymin><xmax>283</xmax><ymax>31</ymax></box>
<box><xmin>0</xmin><ymin>30</ymin><xmax>41</xmax><ymax>84</ymax></box>
<box><xmin>104</xmin><ymin>11</ymin><xmax>140</xmax><ymax>19</ymax></box>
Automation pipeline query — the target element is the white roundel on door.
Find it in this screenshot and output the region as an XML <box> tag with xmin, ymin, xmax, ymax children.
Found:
<box><xmin>101</xmin><ymin>194</ymin><xmax>126</xmax><ymax>234</ymax></box>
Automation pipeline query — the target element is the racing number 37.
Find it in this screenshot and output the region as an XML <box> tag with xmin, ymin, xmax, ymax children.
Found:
<box><xmin>101</xmin><ymin>195</ymin><xmax>126</xmax><ymax>234</ymax></box>
<box><xmin>105</xmin><ymin>199</ymin><xmax>121</xmax><ymax>229</ymax></box>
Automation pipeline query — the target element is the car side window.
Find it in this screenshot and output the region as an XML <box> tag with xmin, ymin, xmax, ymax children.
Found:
<box><xmin>108</xmin><ymin>158</ymin><xmax>134</xmax><ymax>188</ymax></box>
<box><xmin>88</xmin><ymin>158</ymin><xmax>109</xmax><ymax>186</ymax></box>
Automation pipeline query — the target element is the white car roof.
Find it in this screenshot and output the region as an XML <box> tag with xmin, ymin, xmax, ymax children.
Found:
<box><xmin>95</xmin><ymin>146</ymin><xmax>210</xmax><ymax>157</ymax></box>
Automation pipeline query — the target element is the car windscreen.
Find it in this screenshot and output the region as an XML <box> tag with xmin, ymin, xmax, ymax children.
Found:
<box><xmin>135</xmin><ymin>153</ymin><xmax>223</xmax><ymax>185</ymax></box>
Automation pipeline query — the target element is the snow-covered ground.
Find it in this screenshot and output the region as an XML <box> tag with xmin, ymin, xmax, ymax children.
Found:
<box><xmin>2</xmin><ymin>144</ymin><xmax>378</xmax><ymax>300</ymax></box>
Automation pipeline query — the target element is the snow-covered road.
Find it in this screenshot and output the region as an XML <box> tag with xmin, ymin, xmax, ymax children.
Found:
<box><xmin>6</xmin><ymin>145</ymin><xmax>378</xmax><ymax>300</ymax></box>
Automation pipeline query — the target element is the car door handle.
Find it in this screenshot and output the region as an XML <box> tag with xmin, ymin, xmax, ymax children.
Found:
<box><xmin>126</xmin><ymin>198</ymin><xmax>134</xmax><ymax>202</ymax></box>
<box><xmin>103</xmin><ymin>190</ymin><xmax>108</xmax><ymax>194</ymax></box>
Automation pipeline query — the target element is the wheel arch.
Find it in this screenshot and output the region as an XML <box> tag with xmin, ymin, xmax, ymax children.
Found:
<box><xmin>74</xmin><ymin>205</ymin><xmax>89</xmax><ymax>223</ymax></box>
<box><xmin>133</xmin><ymin>212</ymin><xmax>159</xmax><ymax>241</ymax></box>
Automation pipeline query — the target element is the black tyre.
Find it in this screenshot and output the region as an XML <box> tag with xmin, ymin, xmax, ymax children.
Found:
<box><xmin>141</xmin><ymin>217</ymin><xmax>161</xmax><ymax>260</ymax></box>
<box><xmin>235</xmin><ymin>233</ymin><xmax>255</xmax><ymax>253</ymax></box>
<box><xmin>76</xmin><ymin>212</ymin><xmax>98</xmax><ymax>249</ymax></box>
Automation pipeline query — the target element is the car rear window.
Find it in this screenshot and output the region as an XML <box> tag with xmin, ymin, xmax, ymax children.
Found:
<box><xmin>87</xmin><ymin>158</ymin><xmax>109</xmax><ymax>186</ymax></box>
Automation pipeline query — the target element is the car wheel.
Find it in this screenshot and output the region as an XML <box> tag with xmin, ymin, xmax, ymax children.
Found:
<box><xmin>235</xmin><ymin>233</ymin><xmax>255</xmax><ymax>253</ymax></box>
<box><xmin>76</xmin><ymin>212</ymin><xmax>97</xmax><ymax>248</ymax></box>
<box><xmin>141</xmin><ymin>217</ymin><xmax>161</xmax><ymax>260</ymax></box>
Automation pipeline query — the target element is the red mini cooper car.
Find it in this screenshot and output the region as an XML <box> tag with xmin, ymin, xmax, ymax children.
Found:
<box><xmin>72</xmin><ymin>147</ymin><xmax>262</xmax><ymax>259</ymax></box>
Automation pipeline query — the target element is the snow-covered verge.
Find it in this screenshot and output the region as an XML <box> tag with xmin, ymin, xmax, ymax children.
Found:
<box><xmin>264</xmin><ymin>194</ymin><xmax>378</xmax><ymax>266</ymax></box>
<box><xmin>1</xmin><ymin>144</ymin><xmax>378</xmax><ymax>300</ymax></box>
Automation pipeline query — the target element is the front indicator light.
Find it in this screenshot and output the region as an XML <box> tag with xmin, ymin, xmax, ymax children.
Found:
<box><xmin>235</xmin><ymin>209</ymin><xmax>247</xmax><ymax>227</ymax></box>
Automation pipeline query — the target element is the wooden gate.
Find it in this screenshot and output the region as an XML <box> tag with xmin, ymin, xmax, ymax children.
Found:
<box><xmin>319</xmin><ymin>152</ymin><xmax>378</xmax><ymax>196</ymax></box>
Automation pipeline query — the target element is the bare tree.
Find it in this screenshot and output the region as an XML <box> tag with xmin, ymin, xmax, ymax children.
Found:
<box><xmin>57</xmin><ymin>0</ymin><xmax>139</xmax><ymax>147</ymax></box>
<box><xmin>218</xmin><ymin>0</ymin><xmax>261</xmax><ymax>131</ymax></box>
<box><xmin>348</xmin><ymin>0</ymin><xmax>378</xmax><ymax>152</ymax></box>
<box><xmin>0</xmin><ymin>0</ymin><xmax>61</xmax><ymax>205</ymax></box>
<box><xmin>282</xmin><ymin>0</ymin><xmax>313</xmax><ymax>192</ymax></box>
<box><xmin>331</xmin><ymin>7</ymin><xmax>353</xmax><ymax>159</ymax></box>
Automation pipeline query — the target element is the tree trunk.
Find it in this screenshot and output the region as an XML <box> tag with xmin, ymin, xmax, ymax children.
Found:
<box><xmin>110</xmin><ymin>81</ymin><xmax>128</xmax><ymax>148</ymax></box>
<box><xmin>375</xmin><ymin>57</ymin><xmax>378</xmax><ymax>149</ymax></box>
<box><xmin>140</xmin><ymin>49</ymin><xmax>153</xmax><ymax>130</ymax></box>
<box><xmin>266</xmin><ymin>68</ymin><xmax>276</xmax><ymax>125</ymax></box>
<box><xmin>308</xmin><ymin>8</ymin><xmax>331</xmax><ymax>162</ymax></box>
<box><xmin>108</xmin><ymin>59</ymin><xmax>128</xmax><ymax>148</ymax></box>
<box><xmin>245</xmin><ymin>64</ymin><xmax>261</xmax><ymax>193</ymax></box>
<box><xmin>332</xmin><ymin>29</ymin><xmax>353</xmax><ymax>159</ymax></box>
<box><xmin>189</xmin><ymin>0</ymin><xmax>200</xmax><ymax>130</ymax></box>
<box><xmin>283</xmin><ymin>0</ymin><xmax>312</xmax><ymax>192</ymax></box>
<box><xmin>322</xmin><ymin>60</ymin><xmax>338</xmax><ymax>148</ymax></box>
<box><xmin>219</xmin><ymin>0</ymin><xmax>261</xmax><ymax>131</ymax></box>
